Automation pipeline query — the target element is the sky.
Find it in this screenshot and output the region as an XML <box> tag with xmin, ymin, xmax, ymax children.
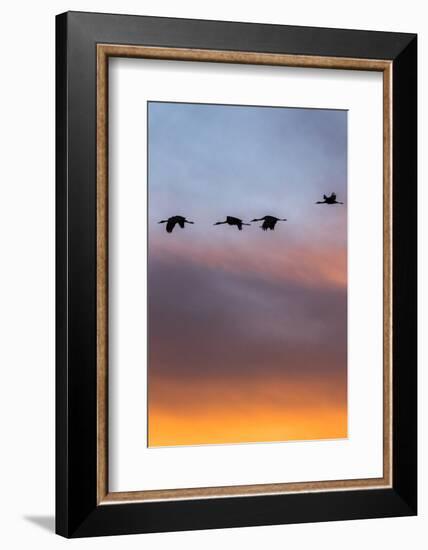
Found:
<box><xmin>147</xmin><ymin>101</ymin><xmax>348</xmax><ymax>447</ymax></box>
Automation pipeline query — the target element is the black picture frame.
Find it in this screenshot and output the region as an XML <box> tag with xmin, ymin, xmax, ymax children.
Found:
<box><xmin>56</xmin><ymin>11</ymin><xmax>417</xmax><ymax>538</ymax></box>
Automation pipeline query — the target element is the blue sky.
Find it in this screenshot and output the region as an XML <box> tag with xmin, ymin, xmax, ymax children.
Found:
<box><xmin>148</xmin><ymin>101</ymin><xmax>347</xmax><ymax>246</ymax></box>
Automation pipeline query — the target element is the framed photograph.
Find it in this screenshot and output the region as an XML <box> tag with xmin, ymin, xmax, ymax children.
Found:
<box><xmin>56</xmin><ymin>11</ymin><xmax>417</xmax><ymax>537</ymax></box>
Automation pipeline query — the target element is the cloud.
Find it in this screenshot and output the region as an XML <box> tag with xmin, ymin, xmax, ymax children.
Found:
<box><xmin>149</xmin><ymin>232</ymin><xmax>347</xmax><ymax>292</ymax></box>
<box><xmin>148</xmin><ymin>250</ymin><xmax>347</xmax><ymax>380</ymax></box>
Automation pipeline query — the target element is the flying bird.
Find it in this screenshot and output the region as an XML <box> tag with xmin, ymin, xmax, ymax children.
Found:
<box><xmin>158</xmin><ymin>215</ymin><xmax>194</xmax><ymax>233</ymax></box>
<box><xmin>214</xmin><ymin>216</ymin><xmax>250</xmax><ymax>231</ymax></box>
<box><xmin>316</xmin><ymin>192</ymin><xmax>344</xmax><ymax>205</ymax></box>
<box><xmin>251</xmin><ymin>215</ymin><xmax>287</xmax><ymax>231</ymax></box>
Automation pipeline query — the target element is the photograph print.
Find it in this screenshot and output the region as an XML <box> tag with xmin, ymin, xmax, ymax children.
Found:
<box><xmin>148</xmin><ymin>101</ymin><xmax>347</xmax><ymax>447</ymax></box>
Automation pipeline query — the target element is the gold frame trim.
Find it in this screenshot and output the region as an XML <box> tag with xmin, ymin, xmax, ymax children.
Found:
<box><xmin>96</xmin><ymin>44</ymin><xmax>393</xmax><ymax>505</ymax></box>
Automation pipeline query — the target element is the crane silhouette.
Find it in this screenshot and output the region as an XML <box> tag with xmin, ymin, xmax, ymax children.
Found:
<box><xmin>316</xmin><ymin>192</ymin><xmax>344</xmax><ymax>205</ymax></box>
<box><xmin>158</xmin><ymin>215</ymin><xmax>194</xmax><ymax>233</ymax></box>
<box><xmin>251</xmin><ymin>215</ymin><xmax>287</xmax><ymax>231</ymax></box>
<box><xmin>214</xmin><ymin>216</ymin><xmax>250</xmax><ymax>231</ymax></box>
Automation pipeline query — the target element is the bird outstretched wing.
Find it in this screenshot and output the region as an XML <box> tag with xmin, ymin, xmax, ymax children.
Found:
<box><xmin>177</xmin><ymin>218</ymin><xmax>185</xmax><ymax>228</ymax></box>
